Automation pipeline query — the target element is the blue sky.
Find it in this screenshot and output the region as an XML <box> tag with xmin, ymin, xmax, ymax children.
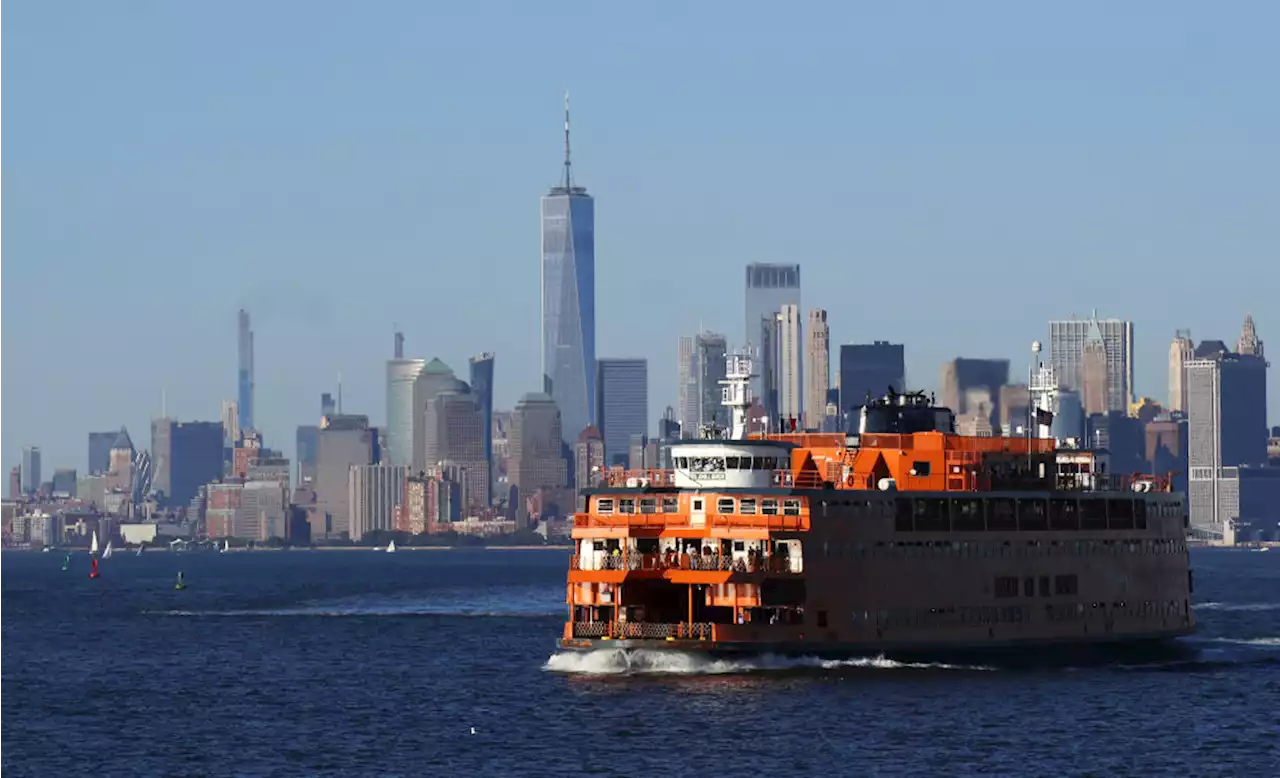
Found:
<box><xmin>4</xmin><ymin>1</ymin><xmax>1278</xmax><ymax>472</ymax></box>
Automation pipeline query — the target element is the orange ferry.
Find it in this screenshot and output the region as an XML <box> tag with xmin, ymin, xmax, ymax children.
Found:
<box><xmin>560</xmin><ymin>354</ymin><xmax>1195</xmax><ymax>657</ymax></box>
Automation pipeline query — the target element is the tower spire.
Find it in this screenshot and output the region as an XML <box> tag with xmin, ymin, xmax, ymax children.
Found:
<box><xmin>563</xmin><ymin>90</ymin><xmax>572</xmax><ymax>189</ymax></box>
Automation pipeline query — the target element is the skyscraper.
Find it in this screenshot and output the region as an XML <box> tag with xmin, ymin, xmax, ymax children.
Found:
<box><xmin>469</xmin><ymin>352</ymin><xmax>495</xmax><ymax>505</ymax></box>
<box><xmin>940</xmin><ymin>358</ymin><xmax>1010</xmax><ymax>428</ymax></box>
<box><xmin>839</xmin><ymin>342</ymin><xmax>906</xmax><ymax>414</ymax></box>
<box><xmin>412</xmin><ymin>358</ymin><xmax>466</xmax><ymax>473</ymax></box>
<box><xmin>88</xmin><ymin>431</ymin><xmax>118</xmax><ymax>475</ymax></box>
<box><xmin>237</xmin><ymin>309</ymin><xmax>254</xmax><ymax>432</ymax></box>
<box><xmin>1186</xmin><ymin>344</ymin><xmax>1269</xmax><ymax>537</ymax></box>
<box><xmin>595</xmin><ymin>358</ymin><xmax>649</xmax><ymax>467</ymax></box>
<box><xmin>777</xmin><ymin>305</ymin><xmax>803</xmax><ymax>425</ymax></box>
<box><xmin>695</xmin><ymin>332</ymin><xmax>729</xmax><ymax>431</ymax></box>
<box><xmin>510</xmin><ymin>393</ymin><xmax>569</xmax><ymax>495</ymax></box>
<box><xmin>21</xmin><ymin>446</ymin><xmax>41</xmax><ymax>495</ymax></box>
<box><xmin>150</xmin><ymin>419</ymin><xmax>223</xmax><ymax>507</ymax></box>
<box><xmin>744</xmin><ymin>263</ymin><xmax>800</xmax><ymax>398</ymax></box>
<box><xmin>386</xmin><ymin>356</ymin><xmax>427</xmax><ymax>468</ymax></box>
<box><xmin>1081</xmin><ymin>325</ymin><xmax>1109</xmax><ymax>416</ymax></box>
<box><xmin>1048</xmin><ymin>314</ymin><xmax>1134</xmax><ymax>413</ymax></box>
<box><xmin>1237</xmin><ymin>313</ymin><xmax>1265</xmax><ymax>357</ymax></box>
<box><xmin>1168</xmin><ymin>330</ymin><xmax>1194</xmax><ymax>413</ymax></box>
<box><xmin>541</xmin><ymin>93</ymin><xmax>595</xmax><ymax>444</ymax></box>
<box><xmin>676</xmin><ymin>336</ymin><xmax>698</xmax><ymax>436</ymax></box>
<box><xmin>805</xmin><ymin>309</ymin><xmax>830</xmax><ymax>430</ymax></box>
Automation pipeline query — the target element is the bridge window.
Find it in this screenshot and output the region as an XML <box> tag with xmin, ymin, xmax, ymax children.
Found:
<box><xmin>952</xmin><ymin>499</ymin><xmax>984</xmax><ymax>531</ymax></box>
<box><xmin>1049</xmin><ymin>499</ymin><xmax>1079</xmax><ymax>530</ymax></box>
<box><xmin>739</xmin><ymin>498</ymin><xmax>757</xmax><ymax>515</ymax></box>
<box><xmin>661</xmin><ymin>496</ymin><xmax>678</xmax><ymax>513</ymax></box>
<box><xmin>762</xmin><ymin>499</ymin><xmax>779</xmax><ymax>516</ymax></box>
<box><xmin>1018</xmin><ymin>499</ymin><xmax>1048</xmax><ymax>531</ymax></box>
<box><xmin>783</xmin><ymin>499</ymin><xmax>802</xmax><ymax>516</ymax></box>
<box><xmin>619</xmin><ymin>498</ymin><xmax>636</xmax><ymax>514</ymax></box>
<box><xmin>639</xmin><ymin>498</ymin><xmax>657</xmax><ymax>514</ymax></box>
<box><xmin>717</xmin><ymin>498</ymin><xmax>735</xmax><ymax>514</ymax></box>
<box><xmin>994</xmin><ymin>576</ymin><xmax>1019</xmax><ymax>598</ymax></box>
<box><xmin>911</xmin><ymin>461</ymin><xmax>931</xmax><ymax>477</ymax></box>
<box><xmin>1108</xmin><ymin>499</ymin><xmax>1135</xmax><ymax>530</ymax></box>
<box><xmin>1054</xmin><ymin>574</ymin><xmax>1078</xmax><ymax>596</ymax></box>
<box><xmin>1081</xmin><ymin>499</ymin><xmax>1107</xmax><ymax>530</ymax></box>
<box><xmin>596</xmin><ymin>499</ymin><xmax>614</xmax><ymax>514</ymax></box>
<box><xmin>988</xmin><ymin>498</ymin><xmax>1016</xmax><ymax>531</ymax></box>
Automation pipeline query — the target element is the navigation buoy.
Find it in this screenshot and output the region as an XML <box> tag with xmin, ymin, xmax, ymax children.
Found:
<box><xmin>89</xmin><ymin>557</ymin><xmax>100</xmax><ymax>579</ymax></box>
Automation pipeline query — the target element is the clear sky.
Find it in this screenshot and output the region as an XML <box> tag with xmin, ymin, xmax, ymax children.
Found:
<box><xmin>4</xmin><ymin>1</ymin><xmax>1278</xmax><ymax>473</ymax></box>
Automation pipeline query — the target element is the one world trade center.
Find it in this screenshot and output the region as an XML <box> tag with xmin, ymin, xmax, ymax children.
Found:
<box><xmin>541</xmin><ymin>93</ymin><xmax>596</xmax><ymax>442</ymax></box>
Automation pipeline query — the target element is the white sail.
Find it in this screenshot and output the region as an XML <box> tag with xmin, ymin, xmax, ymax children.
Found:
<box><xmin>386</xmin><ymin>540</ymin><xmax>397</xmax><ymax>553</ymax></box>
<box><xmin>102</xmin><ymin>541</ymin><xmax>114</xmax><ymax>560</ymax></box>
<box><xmin>90</xmin><ymin>531</ymin><xmax>100</xmax><ymax>555</ymax></box>
<box><xmin>222</xmin><ymin>540</ymin><xmax>230</xmax><ymax>553</ymax></box>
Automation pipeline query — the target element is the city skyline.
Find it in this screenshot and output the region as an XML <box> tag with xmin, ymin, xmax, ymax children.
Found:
<box><xmin>5</xmin><ymin>3</ymin><xmax>1279</xmax><ymax>470</ymax></box>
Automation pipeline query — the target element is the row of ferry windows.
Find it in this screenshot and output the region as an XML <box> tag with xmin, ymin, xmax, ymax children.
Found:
<box><xmin>595</xmin><ymin>496</ymin><xmax>802</xmax><ymax>516</ymax></box>
<box><xmin>818</xmin><ymin>538</ymin><xmax>1187</xmax><ymax>559</ymax></box>
<box><xmin>995</xmin><ymin>574</ymin><xmax>1078</xmax><ymax>598</ymax></box>
<box><xmin>673</xmin><ymin>456</ymin><xmax>781</xmax><ymax>472</ymax></box>
<box><xmin>891</xmin><ymin>496</ymin><xmax>1184</xmax><ymax>533</ymax></box>
<box><xmin>851</xmin><ymin>600</ymin><xmax>1188</xmax><ymax>628</ymax></box>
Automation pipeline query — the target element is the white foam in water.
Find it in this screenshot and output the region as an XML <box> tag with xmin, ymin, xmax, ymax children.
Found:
<box><xmin>542</xmin><ymin>649</ymin><xmax>991</xmax><ymax>675</ymax></box>
<box><xmin>1194</xmin><ymin>602</ymin><xmax>1280</xmax><ymax>612</ymax></box>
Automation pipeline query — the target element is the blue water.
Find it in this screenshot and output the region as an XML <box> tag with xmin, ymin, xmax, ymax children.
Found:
<box><xmin>3</xmin><ymin>548</ymin><xmax>1278</xmax><ymax>777</ymax></box>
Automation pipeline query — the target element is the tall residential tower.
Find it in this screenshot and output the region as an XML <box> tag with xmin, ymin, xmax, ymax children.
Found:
<box><xmin>541</xmin><ymin>92</ymin><xmax>596</xmax><ymax>444</ymax></box>
<box><xmin>237</xmin><ymin>309</ymin><xmax>254</xmax><ymax>432</ymax></box>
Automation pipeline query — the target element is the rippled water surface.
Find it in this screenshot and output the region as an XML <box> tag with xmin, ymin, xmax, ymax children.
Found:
<box><xmin>4</xmin><ymin>547</ymin><xmax>1278</xmax><ymax>776</ymax></box>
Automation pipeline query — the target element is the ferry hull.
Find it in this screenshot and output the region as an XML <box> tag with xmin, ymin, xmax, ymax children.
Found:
<box><xmin>557</xmin><ymin>628</ymin><xmax>1197</xmax><ymax>666</ymax></box>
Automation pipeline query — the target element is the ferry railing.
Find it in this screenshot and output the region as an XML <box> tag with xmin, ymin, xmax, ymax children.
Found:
<box><xmin>570</xmin><ymin>551</ymin><xmax>801</xmax><ymax>574</ymax></box>
<box><xmin>575</xmin><ymin>511</ymin><xmax>808</xmax><ymax>531</ymax></box>
<box><xmin>571</xmin><ymin>622</ymin><xmax>715</xmax><ymax>640</ymax></box>
<box><xmin>602</xmin><ymin>468</ymin><xmax>828</xmax><ymax>490</ymax></box>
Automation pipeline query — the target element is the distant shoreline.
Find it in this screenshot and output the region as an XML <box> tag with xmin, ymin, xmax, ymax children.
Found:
<box><xmin>7</xmin><ymin>544</ymin><xmax>572</xmax><ymax>553</ymax></box>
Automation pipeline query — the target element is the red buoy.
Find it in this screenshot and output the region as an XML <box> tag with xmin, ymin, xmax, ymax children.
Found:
<box><xmin>89</xmin><ymin>556</ymin><xmax>100</xmax><ymax>579</ymax></box>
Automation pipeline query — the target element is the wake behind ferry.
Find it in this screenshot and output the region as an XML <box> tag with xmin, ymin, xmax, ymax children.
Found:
<box><xmin>560</xmin><ymin>353</ymin><xmax>1194</xmax><ymax>658</ymax></box>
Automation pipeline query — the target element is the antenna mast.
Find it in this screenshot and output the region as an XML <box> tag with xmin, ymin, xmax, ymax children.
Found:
<box><xmin>563</xmin><ymin>90</ymin><xmax>572</xmax><ymax>189</ymax></box>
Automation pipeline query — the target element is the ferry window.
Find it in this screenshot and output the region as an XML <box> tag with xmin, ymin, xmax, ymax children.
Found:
<box><xmin>1107</xmin><ymin>499</ymin><xmax>1135</xmax><ymax>530</ymax></box>
<box><xmin>911</xmin><ymin>461</ymin><xmax>931</xmax><ymax>477</ymax></box>
<box><xmin>717</xmin><ymin>498</ymin><xmax>735</xmax><ymax>514</ymax></box>
<box><xmin>762</xmin><ymin>499</ymin><xmax>779</xmax><ymax>516</ymax></box>
<box><xmin>619</xmin><ymin>498</ymin><xmax>636</xmax><ymax>514</ymax></box>
<box><xmin>895</xmin><ymin>499</ymin><xmax>914</xmax><ymax>532</ymax></box>
<box><xmin>1081</xmin><ymin>499</ymin><xmax>1107</xmax><ymax>530</ymax></box>
<box><xmin>661</xmin><ymin>496</ymin><xmax>678</xmax><ymax>513</ymax></box>
<box><xmin>1054</xmin><ymin>574</ymin><xmax>1078</xmax><ymax>596</ymax></box>
<box><xmin>1018</xmin><ymin>499</ymin><xmax>1048</xmax><ymax>532</ymax></box>
<box><xmin>783</xmin><ymin>499</ymin><xmax>802</xmax><ymax>516</ymax></box>
<box><xmin>692</xmin><ymin>498</ymin><xmax>704</xmax><ymax>512</ymax></box>
<box><xmin>914</xmin><ymin>499</ymin><xmax>949</xmax><ymax>532</ymax></box>
<box><xmin>1039</xmin><ymin>576</ymin><xmax>1050</xmax><ymax>597</ymax></box>
<box><xmin>675</xmin><ymin>458</ymin><xmax>687</xmax><ymax>469</ymax></box>
<box><xmin>639</xmin><ymin>498</ymin><xmax>657</xmax><ymax>514</ymax></box>
<box><xmin>1134</xmin><ymin>499</ymin><xmax>1148</xmax><ymax>530</ymax></box>
<box><xmin>817</xmin><ymin>610</ymin><xmax>828</xmax><ymax>628</ymax></box>
<box><xmin>1024</xmin><ymin>577</ymin><xmax>1035</xmax><ymax>597</ymax></box>
<box><xmin>1049</xmin><ymin>499</ymin><xmax>1079</xmax><ymax>531</ymax></box>
<box><xmin>764</xmin><ymin>457</ymin><xmax>778</xmax><ymax>470</ymax></box>
<box><xmin>752</xmin><ymin>457</ymin><xmax>764</xmax><ymax>470</ymax></box>
<box><xmin>725</xmin><ymin>456</ymin><xmax>738</xmax><ymax>469</ymax></box>
<box><xmin>740</xmin><ymin>498</ymin><xmax>757</xmax><ymax>515</ymax></box>
<box><xmin>953</xmin><ymin>499</ymin><xmax>984</xmax><ymax>532</ymax></box>
<box><xmin>994</xmin><ymin>576</ymin><xmax>1019</xmax><ymax>598</ymax></box>
<box><xmin>988</xmin><ymin>498</ymin><xmax>1016</xmax><ymax>531</ymax></box>
<box><xmin>596</xmin><ymin>499</ymin><xmax>614</xmax><ymax>514</ymax></box>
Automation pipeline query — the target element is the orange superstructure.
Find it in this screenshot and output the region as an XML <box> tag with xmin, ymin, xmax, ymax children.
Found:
<box><xmin>559</xmin><ymin>381</ymin><xmax>1194</xmax><ymax>657</ymax></box>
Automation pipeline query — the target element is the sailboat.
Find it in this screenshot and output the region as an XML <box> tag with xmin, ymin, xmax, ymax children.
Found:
<box><xmin>62</xmin><ymin>553</ymin><xmax>71</xmax><ymax>571</ymax></box>
<box><xmin>90</xmin><ymin>530</ymin><xmax>100</xmax><ymax>556</ymax></box>
<box><xmin>174</xmin><ymin>572</ymin><xmax>187</xmax><ymax>591</ymax></box>
<box><xmin>386</xmin><ymin>539</ymin><xmax>397</xmax><ymax>554</ymax></box>
<box><xmin>221</xmin><ymin>539</ymin><xmax>230</xmax><ymax>554</ymax></box>
<box><xmin>102</xmin><ymin>541</ymin><xmax>115</xmax><ymax>560</ymax></box>
<box><xmin>89</xmin><ymin>556</ymin><xmax>100</xmax><ymax>579</ymax></box>
<box><xmin>136</xmin><ymin>544</ymin><xmax>145</xmax><ymax>557</ymax></box>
